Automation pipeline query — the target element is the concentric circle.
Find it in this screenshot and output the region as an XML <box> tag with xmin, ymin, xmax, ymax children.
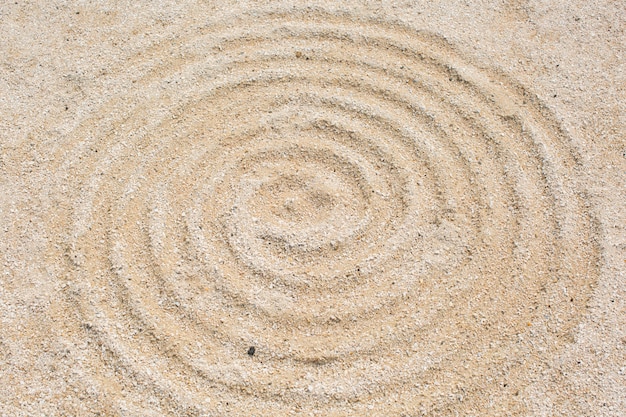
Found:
<box><xmin>57</xmin><ymin>10</ymin><xmax>599</xmax><ymax>415</ymax></box>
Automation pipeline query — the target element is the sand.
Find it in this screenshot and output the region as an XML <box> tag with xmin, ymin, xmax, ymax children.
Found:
<box><xmin>0</xmin><ymin>1</ymin><xmax>624</xmax><ymax>416</ymax></box>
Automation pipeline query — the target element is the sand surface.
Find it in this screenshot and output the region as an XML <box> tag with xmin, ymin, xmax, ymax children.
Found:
<box><xmin>0</xmin><ymin>1</ymin><xmax>624</xmax><ymax>416</ymax></box>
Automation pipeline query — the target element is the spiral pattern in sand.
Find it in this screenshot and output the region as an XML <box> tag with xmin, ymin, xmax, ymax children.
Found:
<box><xmin>58</xmin><ymin>10</ymin><xmax>599</xmax><ymax>416</ymax></box>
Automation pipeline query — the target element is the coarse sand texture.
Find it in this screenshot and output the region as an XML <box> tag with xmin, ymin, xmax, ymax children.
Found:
<box><xmin>0</xmin><ymin>2</ymin><xmax>624</xmax><ymax>417</ymax></box>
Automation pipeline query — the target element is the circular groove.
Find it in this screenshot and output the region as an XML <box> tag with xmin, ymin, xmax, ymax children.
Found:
<box><xmin>53</xmin><ymin>10</ymin><xmax>600</xmax><ymax>416</ymax></box>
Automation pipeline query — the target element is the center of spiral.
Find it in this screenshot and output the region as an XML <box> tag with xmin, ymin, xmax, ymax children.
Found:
<box><xmin>231</xmin><ymin>145</ymin><xmax>373</xmax><ymax>249</ymax></box>
<box><xmin>250</xmin><ymin>170</ymin><xmax>346</xmax><ymax>228</ymax></box>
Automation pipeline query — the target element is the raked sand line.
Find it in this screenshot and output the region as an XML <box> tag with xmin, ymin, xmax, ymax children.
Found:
<box><xmin>50</xmin><ymin>10</ymin><xmax>599</xmax><ymax>416</ymax></box>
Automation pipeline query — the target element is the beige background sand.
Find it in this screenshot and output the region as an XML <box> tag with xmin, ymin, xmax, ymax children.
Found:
<box><xmin>0</xmin><ymin>1</ymin><xmax>624</xmax><ymax>416</ymax></box>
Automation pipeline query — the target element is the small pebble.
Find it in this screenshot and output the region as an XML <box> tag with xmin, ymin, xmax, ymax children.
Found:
<box><xmin>247</xmin><ymin>346</ymin><xmax>256</xmax><ymax>356</ymax></box>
